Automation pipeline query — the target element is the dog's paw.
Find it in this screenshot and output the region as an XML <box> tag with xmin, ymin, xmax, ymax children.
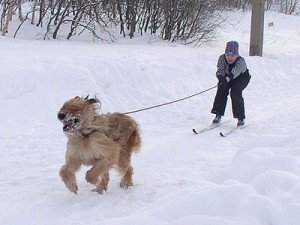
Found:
<box><xmin>67</xmin><ymin>183</ymin><xmax>78</xmax><ymax>194</ymax></box>
<box><xmin>92</xmin><ymin>187</ymin><xmax>107</xmax><ymax>194</ymax></box>
<box><xmin>120</xmin><ymin>181</ymin><xmax>133</xmax><ymax>189</ymax></box>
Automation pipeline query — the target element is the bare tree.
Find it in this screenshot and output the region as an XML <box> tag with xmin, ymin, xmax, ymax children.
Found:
<box><xmin>1</xmin><ymin>0</ymin><xmax>229</xmax><ymax>44</ymax></box>
<box><xmin>116</xmin><ymin>0</ymin><xmax>126</xmax><ymax>36</ymax></box>
<box><xmin>266</xmin><ymin>0</ymin><xmax>275</xmax><ymax>10</ymax></box>
<box><xmin>278</xmin><ymin>0</ymin><xmax>300</xmax><ymax>14</ymax></box>
<box><xmin>31</xmin><ymin>0</ymin><xmax>38</xmax><ymax>24</ymax></box>
<box><xmin>36</xmin><ymin>0</ymin><xmax>46</xmax><ymax>27</ymax></box>
<box><xmin>159</xmin><ymin>0</ymin><xmax>223</xmax><ymax>44</ymax></box>
<box><xmin>218</xmin><ymin>0</ymin><xmax>252</xmax><ymax>10</ymax></box>
<box><xmin>18</xmin><ymin>0</ymin><xmax>23</xmax><ymax>21</ymax></box>
<box><xmin>52</xmin><ymin>1</ymin><xmax>72</xmax><ymax>39</ymax></box>
<box><xmin>2</xmin><ymin>0</ymin><xmax>13</xmax><ymax>36</ymax></box>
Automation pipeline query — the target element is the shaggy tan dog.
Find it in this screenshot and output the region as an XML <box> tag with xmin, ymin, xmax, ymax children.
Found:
<box><xmin>57</xmin><ymin>96</ymin><xmax>141</xmax><ymax>194</ymax></box>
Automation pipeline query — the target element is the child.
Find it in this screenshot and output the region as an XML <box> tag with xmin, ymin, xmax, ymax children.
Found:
<box><xmin>211</xmin><ymin>41</ymin><xmax>251</xmax><ymax>126</ymax></box>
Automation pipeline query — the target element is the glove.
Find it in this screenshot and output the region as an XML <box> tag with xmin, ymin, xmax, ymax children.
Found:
<box><xmin>226</xmin><ymin>72</ymin><xmax>234</xmax><ymax>81</ymax></box>
<box><xmin>217</xmin><ymin>75</ymin><xmax>228</xmax><ymax>89</ymax></box>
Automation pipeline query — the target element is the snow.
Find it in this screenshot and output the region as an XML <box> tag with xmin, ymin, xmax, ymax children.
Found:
<box><xmin>0</xmin><ymin>11</ymin><xmax>300</xmax><ymax>225</ymax></box>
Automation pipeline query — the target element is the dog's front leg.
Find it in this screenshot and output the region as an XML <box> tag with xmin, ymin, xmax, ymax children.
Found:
<box><xmin>59</xmin><ymin>153</ymin><xmax>81</xmax><ymax>194</ymax></box>
<box><xmin>86</xmin><ymin>158</ymin><xmax>112</xmax><ymax>194</ymax></box>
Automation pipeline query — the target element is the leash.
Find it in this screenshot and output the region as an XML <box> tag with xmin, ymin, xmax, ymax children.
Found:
<box><xmin>124</xmin><ymin>85</ymin><xmax>218</xmax><ymax>115</ymax></box>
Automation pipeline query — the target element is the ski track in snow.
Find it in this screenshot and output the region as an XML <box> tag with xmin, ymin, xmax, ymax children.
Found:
<box><xmin>0</xmin><ymin>11</ymin><xmax>300</xmax><ymax>225</ymax></box>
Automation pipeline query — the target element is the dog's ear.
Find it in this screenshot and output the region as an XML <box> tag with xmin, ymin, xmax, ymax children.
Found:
<box><xmin>86</xmin><ymin>98</ymin><xmax>99</xmax><ymax>105</ymax></box>
<box><xmin>84</xmin><ymin>95</ymin><xmax>89</xmax><ymax>100</ymax></box>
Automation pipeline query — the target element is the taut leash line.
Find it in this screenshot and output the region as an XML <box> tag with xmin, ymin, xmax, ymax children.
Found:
<box><xmin>124</xmin><ymin>85</ymin><xmax>218</xmax><ymax>115</ymax></box>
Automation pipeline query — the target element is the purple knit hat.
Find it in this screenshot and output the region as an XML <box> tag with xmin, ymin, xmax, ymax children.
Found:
<box><xmin>225</xmin><ymin>41</ymin><xmax>239</xmax><ymax>56</ymax></box>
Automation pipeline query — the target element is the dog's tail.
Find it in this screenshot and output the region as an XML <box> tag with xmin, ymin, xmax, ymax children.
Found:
<box><xmin>130</xmin><ymin>128</ymin><xmax>142</xmax><ymax>153</ymax></box>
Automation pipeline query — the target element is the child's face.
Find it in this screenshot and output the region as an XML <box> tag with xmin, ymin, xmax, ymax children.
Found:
<box><xmin>225</xmin><ymin>55</ymin><xmax>238</xmax><ymax>64</ymax></box>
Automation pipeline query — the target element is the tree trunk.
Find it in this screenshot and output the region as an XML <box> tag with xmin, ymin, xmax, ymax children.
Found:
<box><xmin>18</xmin><ymin>0</ymin><xmax>23</xmax><ymax>21</ymax></box>
<box><xmin>31</xmin><ymin>0</ymin><xmax>38</xmax><ymax>25</ymax></box>
<box><xmin>2</xmin><ymin>0</ymin><xmax>13</xmax><ymax>36</ymax></box>
<box><xmin>37</xmin><ymin>0</ymin><xmax>46</xmax><ymax>27</ymax></box>
<box><xmin>53</xmin><ymin>2</ymin><xmax>72</xmax><ymax>39</ymax></box>
<box><xmin>117</xmin><ymin>1</ymin><xmax>126</xmax><ymax>37</ymax></box>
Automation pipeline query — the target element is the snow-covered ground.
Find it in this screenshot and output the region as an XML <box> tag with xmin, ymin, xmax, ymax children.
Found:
<box><xmin>0</xmin><ymin>11</ymin><xmax>300</xmax><ymax>225</ymax></box>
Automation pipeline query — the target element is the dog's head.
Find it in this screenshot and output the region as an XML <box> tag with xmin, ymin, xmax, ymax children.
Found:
<box><xmin>57</xmin><ymin>96</ymin><xmax>100</xmax><ymax>133</ymax></box>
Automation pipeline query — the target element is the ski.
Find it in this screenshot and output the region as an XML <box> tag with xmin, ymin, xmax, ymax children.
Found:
<box><xmin>193</xmin><ymin>121</ymin><xmax>230</xmax><ymax>135</ymax></box>
<box><xmin>219</xmin><ymin>124</ymin><xmax>251</xmax><ymax>137</ymax></box>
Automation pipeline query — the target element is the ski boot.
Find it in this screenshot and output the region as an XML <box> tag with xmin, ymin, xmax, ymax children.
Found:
<box><xmin>237</xmin><ymin>118</ymin><xmax>245</xmax><ymax>126</ymax></box>
<box><xmin>212</xmin><ymin>114</ymin><xmax>221</xmax><ymax>124</ymax></box>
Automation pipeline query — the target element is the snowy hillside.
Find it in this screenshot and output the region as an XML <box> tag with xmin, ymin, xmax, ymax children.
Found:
<box><xmin>0</xmin><ymin>11</ymin><xmax>300</xmax><ymax>225</ymax></box>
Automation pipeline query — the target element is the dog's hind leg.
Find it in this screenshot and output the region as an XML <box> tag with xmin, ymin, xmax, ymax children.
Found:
<box><xmin>118</xmin><ymin>148</ymin><xmax>134</xmax><ymax>188</ymax></box>
<box><xmin>120</xmin><ymin>165</ymin><xmax>134</xmax><ymax>189</ymax></box>
<box><xmin>86</xmin><ymin>158</ymin><xmax>111</xmax><ymax>194</ymax></box>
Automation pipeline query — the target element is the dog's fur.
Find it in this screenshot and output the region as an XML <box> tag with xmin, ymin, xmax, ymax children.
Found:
<box><xmin>57</xmin><ymin>96</ymin><xmax>141</xmax><ymax>194</ymax></box>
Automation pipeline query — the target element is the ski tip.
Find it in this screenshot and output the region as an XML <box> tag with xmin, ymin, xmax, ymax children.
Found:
<box><xmin>192</xmin><ymin>129</ymin><xmax>198</xmax><ymax>134</ymax></box>
<box><xmin>220</xmin><ymin>132</ymin><xmax>226</xmax><ymax>137</ymax></box>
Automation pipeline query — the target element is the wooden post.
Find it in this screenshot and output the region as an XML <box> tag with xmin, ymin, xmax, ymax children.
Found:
<box><xmin>249</xmin><ymin>0</ymin><xmax>265</xmax><ymax>56</ymax></box>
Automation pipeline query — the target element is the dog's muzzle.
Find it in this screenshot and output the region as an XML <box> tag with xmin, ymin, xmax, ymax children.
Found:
<box><xmin>58</xmin><ymin>113</ymin><xmax>81</xmax><ymax>132</ymax></box>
